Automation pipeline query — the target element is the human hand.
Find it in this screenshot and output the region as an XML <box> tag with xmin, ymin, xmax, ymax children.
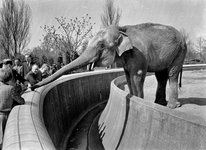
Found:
<box><xmin>30</xmin><ymin>84</ymin><xmax>40</xmax><ymax>91</ymax></box>
<box><xmin>24</xmin><ymin>81</ymin><xmax>29</xmax><ymax>87</ymax></box>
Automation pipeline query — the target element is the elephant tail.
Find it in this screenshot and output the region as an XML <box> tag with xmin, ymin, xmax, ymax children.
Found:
<box><xmin>179</xmin><ymin>37</ymin><xmax>187</xmax><ymax>88</ymax></box>
<box><xmin>179</xmin><ymin>67</ymin><xmax>183</xmax><ymax>88</ymax></box>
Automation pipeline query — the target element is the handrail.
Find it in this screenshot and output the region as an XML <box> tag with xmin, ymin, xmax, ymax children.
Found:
<box><xmin>183</xmin><ymin>63</ymin><xmax>206</xmax><ymax>70</ymax></box>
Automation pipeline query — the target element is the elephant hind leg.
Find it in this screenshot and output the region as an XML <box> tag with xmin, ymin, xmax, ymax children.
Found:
<box><xmin>167</xmin><ymin>66</ymin><xmax>181</xmax><ymax>108</ymax></box>
<box><xmin>155</xmin><ymin>70</ymin><xmax>168</xmax><ymax>106</ymax></box>
<box><xmin>167</xmin><ymin>47</ymin><xmax>186</xmax><ymax>108</ymax></box>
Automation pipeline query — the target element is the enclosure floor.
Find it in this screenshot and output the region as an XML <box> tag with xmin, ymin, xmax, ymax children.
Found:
<box><xmin>66</xmin><ymin>103</ymin><xmax>105</xmax><ymax>150</ymax></box>
<box><xmin>125</xmin><ymin>69</ymin><xmax>206</xmax><ymax>120</ymax></box>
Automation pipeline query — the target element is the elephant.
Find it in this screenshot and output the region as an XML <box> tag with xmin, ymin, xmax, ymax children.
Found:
<box><xmin>31</xmin><ymin>23</ymin><xmax>187</xmax><ymax>109</ymax></box>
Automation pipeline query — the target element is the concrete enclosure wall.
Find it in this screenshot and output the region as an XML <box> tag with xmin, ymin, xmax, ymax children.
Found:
<box><xmin>42</xmin><ymin>70</ymin><xmax>124</xmax><ymax>149</ymax></box>
<box><xmin>2</xmin><ymin>69</ymin><xmax>124</xmax><ymax>150</ymax></box>
<box><xmin>99</xmin><ymin>67</ymin><xmax>206</xmax><ymax>150</ymax></box>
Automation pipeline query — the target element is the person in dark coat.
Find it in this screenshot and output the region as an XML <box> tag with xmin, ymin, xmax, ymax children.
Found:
<box><xmin>0</xmin><ymin>68</ymin><xmax>25</xmax><ymax>148</ymax></box>
<box><xmin>25</xmin><ymin>64</ymin><xmax>40</xmax><ymax>87</ymax></box>
<box><xmin>22</xmin><ymin>54</ymin><xmax>34</xmax><ymax>77</ymax></box>
<box><xmin>13</xmin><ymin>58</ymin><xmax>23</xmax><ymax>77</ymax></box>
<box><xmin>2</xmin><ymin>59</ymin><xmax>28</xmax><ymax>94</ymax></box>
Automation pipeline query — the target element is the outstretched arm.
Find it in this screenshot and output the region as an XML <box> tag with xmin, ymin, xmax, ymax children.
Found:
<box><xmin>11</xmin><ymin>87</ymin><xmax>25</xmax><ymax>105</ymax></box>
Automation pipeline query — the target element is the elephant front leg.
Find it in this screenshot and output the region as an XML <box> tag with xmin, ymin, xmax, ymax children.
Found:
<box><xmin>155</xmin><ymin>70</ymin><xmax>168</xmax><ymax>106</ymax></box>
<box><xmin>130</xmin><ymin>70</ymin><xmax>146</xmax><ymax>98</ymax></box>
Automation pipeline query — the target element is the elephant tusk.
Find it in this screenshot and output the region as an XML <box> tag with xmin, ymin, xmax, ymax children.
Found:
<box><xmin>91</xmin><ymin>63</ymin><xmax>94</xmax><ymax>70</ymax></box>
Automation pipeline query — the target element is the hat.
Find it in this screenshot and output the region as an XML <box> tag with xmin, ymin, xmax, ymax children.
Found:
<box><xmin>24</xmin><ymin>53</ymin><xmax>32</xmax><ymax>57</ymax></box>
<box><xmin>3</xmin><ymin>59</ymin><xmax>13</xmax><ymax>65</ymax></box>
<box><xmin>0</xmin><ymin>61</ymin><xmax>3</xmax><ymax>68</ymax></box>
<box><xmin>0</xmin><ymin>68</ymin><xmax>12</xmax><ymax>82</ymax></box>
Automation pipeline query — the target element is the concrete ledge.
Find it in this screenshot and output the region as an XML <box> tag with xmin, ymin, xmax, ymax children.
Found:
<box><xmin>2</xmin><ymin>69</ymin><xmax>124</xmax><ymax>150</ymax></box>
<box><xmin>2</xmin><ymin>87</ymin><xmax>55</xmax><ymax>150</ymax></box>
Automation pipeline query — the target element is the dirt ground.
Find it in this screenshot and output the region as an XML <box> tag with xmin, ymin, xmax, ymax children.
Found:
<box><xmin>125</xmin><ymin>69</ymin><xmax>206</xmax><ymax>120</ymax></box>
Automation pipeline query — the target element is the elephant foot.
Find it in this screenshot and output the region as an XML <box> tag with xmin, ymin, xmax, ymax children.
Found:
<box><xmin>166</xmin><ymin>101</ymin><xmax>180</xmax><ymax>109</ymax></box>
<box><xmin>154</xmin><ymin>99</ymin><xmax>167</xmax><ymax>106</ymax></box>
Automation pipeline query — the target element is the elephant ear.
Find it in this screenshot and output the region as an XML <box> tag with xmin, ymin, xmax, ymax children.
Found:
<box><xmin>116</xmin><ymin>32</ymin><xmax>133</xmax><ymax>56</ymax></box>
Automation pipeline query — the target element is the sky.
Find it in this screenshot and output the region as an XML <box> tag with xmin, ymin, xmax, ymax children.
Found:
<box><xmin>1</xmin><ymin>0</ymin><xmax>206</xmax><ymax>49</ymax></box>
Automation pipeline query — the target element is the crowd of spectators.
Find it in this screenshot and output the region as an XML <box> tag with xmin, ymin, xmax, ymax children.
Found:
<box><xmin>0</xmin><ymin>54</ymin><xmax>57</xmax><ymax>89</ymax></box>
<box><xmin>0</xmin><ymin>53</ymin><xmax>59</xmax><ymax>148</ymax></box>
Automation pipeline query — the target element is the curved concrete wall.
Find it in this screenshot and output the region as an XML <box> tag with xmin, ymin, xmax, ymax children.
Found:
<box><xmin>42</xmin><ymin>69</ymin><xmax>124</xmax><ymax>149</ymax></box>
<box><xmin>2</xmin><ymin>69</ymin><xmax>124</xmax><ymax>150</ymax></box>
<box><xmin>99</xmin><ymin>65</ymin><xmax>206</xmax><ymax>150</ymax></box>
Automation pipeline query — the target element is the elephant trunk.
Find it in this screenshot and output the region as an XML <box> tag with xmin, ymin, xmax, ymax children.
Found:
<box><xmin>30</xmin><ymin>54</ymin><xmax>92</xmax><ymax>90</ymax></box>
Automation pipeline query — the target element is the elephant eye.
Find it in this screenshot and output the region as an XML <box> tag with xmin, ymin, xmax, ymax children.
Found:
<box><xmin>99</xmin><ymin>42</ymin><xmax>105</xmax><ymax>49</ymax></box>
<box><xmin>100</xmin><ymin>43</ymin><xmax>104</xmax><ymax>48</ymax></box>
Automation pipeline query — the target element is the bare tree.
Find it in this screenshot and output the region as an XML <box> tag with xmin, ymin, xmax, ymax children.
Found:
<box><xmin>101</xmin><ymin>0</ymin><xmax>121</xmax><ymax>27</ymax></box>
<box><xmin>41</xmin><ymin>14</ymin><xmax>95</xmax><ymax>63</ymax></box>
<box><xmin>0</xmin><ymin>0</ymin><xmax>31</xmax><ymax>57</ymax></box>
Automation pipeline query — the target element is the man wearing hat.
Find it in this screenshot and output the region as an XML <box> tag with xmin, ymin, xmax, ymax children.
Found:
<box><xmin>0</xmin><ymin>68</ymin><xmax>25</xmax><ymax>148</ymax></box>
